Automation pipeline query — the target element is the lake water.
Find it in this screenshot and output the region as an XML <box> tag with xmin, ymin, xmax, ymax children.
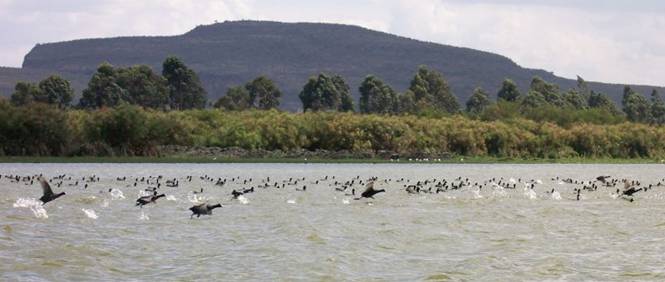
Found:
<box><xmin>1</xmin><ymin>163</ymin><xmax>665</xmax><ymax>281</ymax></box>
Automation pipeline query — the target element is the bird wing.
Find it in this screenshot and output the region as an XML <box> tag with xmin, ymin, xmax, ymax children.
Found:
<box><xmin>39</xmin><ymin>177</ymin><xmax>54</xmax><ymax>197</ymax></box>
<box><xmin>365</xmin><ymin>181</ymin><xmax>374</xmax><ymax>191</ymax></box>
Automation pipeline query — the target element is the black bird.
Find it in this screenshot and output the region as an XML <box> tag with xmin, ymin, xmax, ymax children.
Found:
<box><xmin>231</xmin><ymin>189</ymin><xmax>243</xmax><ymax>199</ymax></box>
<box><xmin>596</xmin><ymin>175</ymin><xmax>611</xmax><ymax>183</ymax></box>
<box><xmin>355</xmin><ymin>181</ymin><xmax>385</xmax><ymax>200</ymax></box>
<box><xmin>136</xmin><ymin>192</ymin><xmax>165</xmax><ymax>207</ymax></box>
<box><xmin>38</xmin><ymin>177</ymin><xmax>65</xmax><ymax>205</ymax></box>
<box><xmin>189</xmin><ymin>203</ymin><xmax>222</xmax><ymax>218</ymax></box>
<box><xmin>622</xmin><ymin>187</ymin><xmax>643</xmax><ymax>197</ymax></box>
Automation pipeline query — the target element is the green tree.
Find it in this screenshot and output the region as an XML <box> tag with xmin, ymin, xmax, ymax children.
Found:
<box><xmin>245</xmin><ymin>76</ymin><xmax>281</xmax><ymax>110</ymax></box>
<box><xmin>116</xmin><ymin>65</ymin><xmax>169</xmax><ymax>109</ymax></box>
<box><xmin>466</xmin><ymin>87</ymin><xmax>491</xmax><ymax>115</ymax></box>
<box><xmin>397</xmin><ymin>91</ymin><xmax>417</xmax><ymax>114</ymax></box>
<box><xmin>588</xmin><ymin>91</ymin><xmax>619</xmax><ymax>114</ymax></box>
<box><xmin>37</xmin><ymin>75</ymin><xmax>74</xmax><ymax>108</ymax></box>
<box><xmin>79</xmin><ymin>63</ymin><xmax>127</xmax><ymax>108</ymax></box>
<box><xmin>520</xmin><ymin>90</ymin><xmax>547</xmax><ymax>109</ymax></box>
<box><xmin>10</xmin><ymin>82</ymin><xmax>40</xmax><ymax>106</ymax></box>
<box><xmin>408</xmin><ymin>66</ymin><xmax>459</xmax><ymax>113</ymax></box>
<box><xmin>162</xmin><ymin>56</ymin><xmax>207</xmax><ymax>110</ymax></box>
<box><xmin>497</xmin><ymin>79</ymin><xmax>521</xmax><ymax>102</ymax></box>
<box><xmin>622</xmin><ymin>86</ymin><xmax>651</xmax><ymax>123</ymax></box>
<box><xmin>649</xmin><ymin>89</ymin><xmax>665</xmax><ymax>124</ymax></box>
<box><xmin>576</xmin><ymin>76</ymin><xmax>591</xmax><ymax>99</ymax></box>
<box><xmin>214</xmin><ymin>86</ymin><xmax>252</xmax><ymax>110</ymax></box>
<box><xmin>359</xmin><ymin>75</ymin><xmax>397</xmax><ymax>114</ymax></box>
<box><xmin>299</xmin><ymin>73</ymin><xmax>354</xmax><ymax>112</ymax></box>
<box><xmin>530</xmin><ymin>77</ymin><xmax>565</xmax><ymax>107</ymax></box>
<box><xmin>563</xmin><ymin>90</ymin><xmax>588</xmax><ymax>110</ymax></box>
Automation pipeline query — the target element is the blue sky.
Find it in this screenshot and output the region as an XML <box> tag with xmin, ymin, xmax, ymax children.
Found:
<box><xmin>0</xmin><ymin>0</ymin><xmax>663</xmax><ymax>86</ymax></box>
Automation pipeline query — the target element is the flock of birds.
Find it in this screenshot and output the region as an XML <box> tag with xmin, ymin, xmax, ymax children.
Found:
<box><xmin>3</xmin><ymin>172</ymin><xmax>664</xmax><ymax>219</ymax></box>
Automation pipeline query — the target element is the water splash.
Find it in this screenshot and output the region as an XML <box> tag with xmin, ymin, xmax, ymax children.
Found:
<box><xmin>524</xmin><ymin>189</ymin><xmax>537</xmax><ymax>200</ymax></box>
<box><xmin>472</xmin><ymin>189</ymin><xmax>483</xmax><ymax>199</ymax></box>
<box><xmin>137</xmin><ymin>190</ymin><xmax>152</xmax><ymax>198</ymax></box>
<box><xmin>81</xmin><ymin>208</ymin><xmax>98</xmax><ymax>219</ymax></box>
<box><xmin>551</xmin><ymin>190</ymin><xmax>562</xmax><ymax>200</ymax></box>
<box><xmin>166</xmin><ymin>195</ymin><xmax>177</xmax><ymax>201</ymax></box>
<box><xmin>237</xmin><ymin>195</ymin><xmax>249</xmax><ymax>205</ymax></box>
<box><xmin>492</xmin><ymin>184</ymin><xmax>507</xmax><ymax>197</ymax></box>
<box><xmin>13</xmin><ymin>198</ymin><xmax>48</xmax><ymax>219</ymax></box>
<box><xmin>342</xmin><ymin>199</ymin><xmax>350</xmax><ymax>205</ymax></box>
<box><xmin>110</xmin><ymin>188</ymin><xmax>125</xmax><ymax>200</ymax></box>
<box><xmin>187</xmin><ymin>193</ymin><xmax>204</xmax><ymax>204</ymax></box>
<box><xmin>139</xmin><ymin>211</ymin><xmax>150</xmax><ymax>221</ymax></box>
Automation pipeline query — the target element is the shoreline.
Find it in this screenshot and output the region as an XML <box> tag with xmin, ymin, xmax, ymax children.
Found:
<box><xmin>0</xmin><ymin>156</ymin><xmax>663</xmax><ymax>164</ymax></box>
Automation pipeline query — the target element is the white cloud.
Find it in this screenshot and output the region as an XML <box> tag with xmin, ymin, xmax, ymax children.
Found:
<box><xmin>0</xmin><ymin>0</ymin><xmax>663</xmax><ymax>86</ymax></box>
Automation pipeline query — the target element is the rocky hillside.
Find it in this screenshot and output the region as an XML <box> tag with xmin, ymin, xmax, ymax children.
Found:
<box><xmin>1</xmin><ymin>20</ymin><xmax>661</xmax><ymax>110</ymax></box>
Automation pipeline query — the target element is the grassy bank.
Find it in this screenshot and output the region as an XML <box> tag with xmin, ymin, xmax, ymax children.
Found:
<box><xmin>1</xmin><ymin>156</ymin><xmax>663</xmax><ymax>164</ymax></box>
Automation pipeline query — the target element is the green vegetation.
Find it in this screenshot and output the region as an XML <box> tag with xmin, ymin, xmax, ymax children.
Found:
<box><xmin>5</xmin><ymin>56</ymin><xmax>665</xmax><ymax>161</ymax></box>
<box><xmin>299</xmin><ymin>73</ymin><xmax>354</xmax><ymax>112</ymax></box>
<box><xmin>1</xmin><ymin>102</ymin><xmax>665</xmax><ymax>160</ymax></box>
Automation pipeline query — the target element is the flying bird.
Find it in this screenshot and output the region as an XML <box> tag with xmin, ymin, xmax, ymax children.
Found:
<box><xmin>189</xmin><ymin>203</ymin><xmax>222</xmax><ymax>218</ymax></box>
<box><xmin>38</xmin><ymin>177</ymin><xmax>66</xmax><ymax>205</ymax></box>
<box><xmin>355</xmin><ymin>181</ymin><xmax>385</xmax><ymax>200</ymax></box>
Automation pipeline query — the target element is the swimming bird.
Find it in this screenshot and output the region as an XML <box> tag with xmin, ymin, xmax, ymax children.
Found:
<box><xmin>38</xmin><ymin>177</ymin><xmax>65</xmax><ymax>205</ymax></box>
<box><xmin>136</xmin><ymin>192</ymin><xmax>165</xmax><ymax>207</ymax></box>
<box><xmin>356</xmin><ymin>181</ymin><xmax>385</xmax><ymax>200</ymax></box>
<box><xmin>189</xmin><ymin>203</ymin><xmax>222</xmax><ymax>218</ymax></box>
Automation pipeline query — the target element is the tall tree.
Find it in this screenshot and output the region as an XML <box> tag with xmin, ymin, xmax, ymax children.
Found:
<box><xmin>10</xmin><ymin>82</ymin><xmax>39</xmax><ymax>106</ymax></box>
<box><xmin>214</xmin><ymin>86</ymin><xmax>251</xmax><ymax>111</ymax></box>
<box><xmin>588</xmin><ymin>90</ymin><xmax>619</xmax><ymax>114</ymax></box>
<box><xmin>162</xmin><ymin>56</ymin><xmax>207</xmax><ymax>110</ymax></box>
<box><xmin>466</xmin><ymin>87</ymin><xmax>491</xmax><ymax>115</ymax></box>
<box><xmin>497</xmin><ymin>79</ymin><xmax>521</xmax><ymax>102</ymax></box>
<box><xmin>576</xmin><ymin>76</ymin><xmax>591</xmax><ymax>98</ymax></box>
<box><xmin>79</xmin><ymin>63</ymin><xmax>127</xmax><ymax>109</ymax></box>
<box><xmin>650</xmin><ymin>89</ymin><xmax>665</xmax><ymax>124</ymax></box>
<box><xmin>37</xmin><ymin>75</ymin><xmax>74</xmax><ymax>108</ymax></box>
<box><xmin>408</xmin><ymin>66</ymin><xmax>459</xmax><ymax>113</ymax></box>
<box><xmin>359</xmin><ymin>75</ymin><xmax>397</xmax><ymax>114</ymax></box>
<box><xmin>245</xmin><ymin>76</ymin><xmax>281</xmax><ymax>110</ymax></box>
<box><xmin>622</xmin><ymin>86</ymin><xmax>651</xmax><ymax>123</ymax></box>
<box><xmin>530</xmin><ymin>76</ymin><xmax>565</xmax><ymax>107</ymax></box>
<box><xmin>563</xmin><ymin>90</ymin><xmax>587</xmax><ymax>110</ymax></box>
<box><xmin>116</xmin><ymin>65</ymin><xmax>169</xmax><ymax>109</ymax></box>
<box><xmin>397</xmin><ymin>91</ymin><xmax>417</xmax><ymax>114</ymax></box>
<box><xmin>299</xmin><ymin>73</ymin><xmax>354</xmax><ymax>112</ymax></box>
<box><xmin>520</xmin><ymin>90</ymin><xmax>547</xmax><ymax>109</ymax></box>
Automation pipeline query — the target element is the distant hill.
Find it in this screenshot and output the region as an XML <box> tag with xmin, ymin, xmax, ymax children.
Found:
<box><xmin>1</xmin><ymin>20</ymin><xmax>662</xmax><ymax>110</ymax></box>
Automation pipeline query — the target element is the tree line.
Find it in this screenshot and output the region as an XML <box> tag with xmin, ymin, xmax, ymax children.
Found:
<box><xmin>5</xmin><ymin>58</ymin><xmax>665</xmax><ymax>125</ymax></box>
<box><xmin>10</xmin><ymin>57</ymin><xmax>206</xmax><ymax>111</ymax></box>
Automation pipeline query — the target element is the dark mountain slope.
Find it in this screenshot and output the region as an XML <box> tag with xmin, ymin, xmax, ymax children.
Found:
<box><xmin>3</xmin><ymin>20</ymin><xmax>662</xmax><ymax>109</ymax></box>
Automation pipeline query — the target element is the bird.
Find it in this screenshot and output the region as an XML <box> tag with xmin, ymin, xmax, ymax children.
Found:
<box><xmin>355</xmin><ymin>181</ymin><xmax>385</xmax><ymax>200</ymax></box>
<box><xmin>622</xmin><ymin>187</ymin><xmax>643</xmax><ymax>197</ymax></box>
<box><xmin>231</xmin><ymin>189</ymin><xmax>243</xmax><ymax>199</ymax></box>
<box><xmin>189</xmin><ymin>203</ymin><xmax>222</xmax><ymax>218</ymax></box>
<box><xmin>596</xmin><ymin>175</ymin><xmax>611</xmax><ymax>183</ymax></box>
<box><xmin>136</xmin><ymin>192</ymin><xmax>165</xmax><ymax>207</ymax></box>
<box><xmin>38</xmin><ymin>177</ymin><xmax>65</xmax><ymax>205</ymax></box>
